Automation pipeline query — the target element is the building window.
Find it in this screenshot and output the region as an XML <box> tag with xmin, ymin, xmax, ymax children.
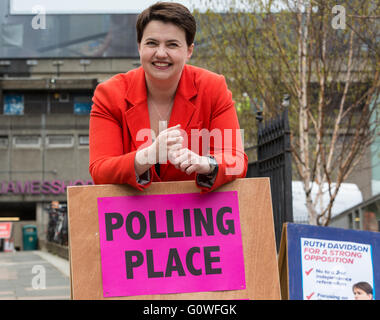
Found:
<box><xmin>46</xmin><ymin>135</ymin><xmax>74</xmax><ymax>148</ymax></box>
<box><xmin>3</xmin><ymin>94</ymin><xmax>24</xmax><ymax>115</ymax></box>
<box><xmin>13</xmin><ymin>135</ymin><xmax>41</xmax><ymax>148</ymax></box>
<box><xmin>354</xmin><ymin>210</ymin><xmax>361</xmax><ymax>229</ymax></box>
<box><xmin>50</xmin><ymin>92</ymin><xmax>73</xmax><ymax>114</ymax></box>
<box><xmin>79</xmin><ymin>135</ymin><xmax>89</xmax><ymax>146</ymax></box>
<box><xmin>58</xmin><ymin>93</ymin><xmax>70</xmax><ymax>103</ymax></box>
<box><xmin>73</xmin><ymin>95</ymin><xmax>92</xmax><ymax>115</ymax></box>
<box><xmin>0</xmin><ymin>136</ymin><xmax>8</xmax><ymax>148</ymax></box>
<box><xmin>348</xmin><ymin>213</ymin><xmax>353</xmax><ymax>229</ymax></box>
<box><xmin>24</xmin><ymin>92</ymin><xmax>48</xmax><ymax>114</ymax></box>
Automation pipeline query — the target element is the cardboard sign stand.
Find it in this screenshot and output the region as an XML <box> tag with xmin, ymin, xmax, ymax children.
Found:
<box><xmin>278</xmin><ymin>223</ymin><xmax>290</xmax><ymax>300</ymax></box>
<box><xmin>67</xmin><ymin>177</ymin><xmax>280</xmax><ymax>300</ymax></box>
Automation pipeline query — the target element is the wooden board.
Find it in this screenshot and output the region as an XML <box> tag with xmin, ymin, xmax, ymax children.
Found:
<box><xmin>67</xmin><ymin>177</ymin><xmax>280</xmax><ymax>300</ymax></box>
<box><xmin>278</xmin><ymin>223</ymin><xmax>289</xmax><ymax>300</ymax></box>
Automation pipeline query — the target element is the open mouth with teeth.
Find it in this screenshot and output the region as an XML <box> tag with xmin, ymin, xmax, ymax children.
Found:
<box><xmin>152</xmin><ymin>61</ymin><xmax>172</xmax><ymax>69</ymax></box>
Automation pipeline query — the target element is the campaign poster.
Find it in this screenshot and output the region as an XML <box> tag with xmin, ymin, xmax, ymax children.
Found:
<box><xmin>301</xmin><ymin>238</ymin><xmax>374</xmax><ymax>300</ymax></box>
<box><xmin>286</xmin><ymin>223</ymin><xmax>380</xmax><ymax>300</ymax></box>
<box><xmin>3</xmin><ymin>94</ymin><xmax>24</xmax><ymax>115</ymax></box>
<box><xmin>97</xmin><ymin>191</ymin><xmax>246</xmax><ymax>298</ymax></box>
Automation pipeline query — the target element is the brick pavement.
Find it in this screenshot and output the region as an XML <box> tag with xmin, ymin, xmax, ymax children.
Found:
<box><xmin>0</xmin><ymin>251</ymin><xmax>70</xmax><ymax>300</ymax></box>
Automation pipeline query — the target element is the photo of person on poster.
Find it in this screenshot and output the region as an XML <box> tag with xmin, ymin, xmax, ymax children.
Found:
<box><xmin>353</xmin><ymin>282</ymin><xmax>373</xmax><ymax>300</ymax></box>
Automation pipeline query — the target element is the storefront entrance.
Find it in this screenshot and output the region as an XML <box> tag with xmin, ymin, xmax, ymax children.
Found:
<box><xmin>0</xmin><ymin>202</ymin><xmax>37</xmax><ymax>251</ymax></box>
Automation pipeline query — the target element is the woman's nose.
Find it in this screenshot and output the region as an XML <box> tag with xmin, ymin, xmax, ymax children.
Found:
<box><xmin>155</xmin><ymin>45</ymin><xmax>168</xmax><ymax>57</ymax></box>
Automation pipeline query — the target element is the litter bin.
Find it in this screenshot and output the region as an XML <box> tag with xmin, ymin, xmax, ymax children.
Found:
<box><xmin>22</xmin><ymin>225</ymin><xmax>38</xmax><ymax>250</ymax></box>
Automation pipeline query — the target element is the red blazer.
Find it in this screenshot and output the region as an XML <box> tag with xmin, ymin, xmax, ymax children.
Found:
<box><xmin>89</xmin><ymin>64</ymin><xmax>248</xmax><ymax>192</ymax></box>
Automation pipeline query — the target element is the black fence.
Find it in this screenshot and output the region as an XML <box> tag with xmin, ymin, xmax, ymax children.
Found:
<box><xmin>246</xmin><ymin>108</ymin><xmax>293</xmax><ymax>249</ymax></box>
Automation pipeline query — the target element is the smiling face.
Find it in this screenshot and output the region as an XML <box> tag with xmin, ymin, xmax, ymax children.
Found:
<box><xmin>353</xmin><ymin>287</ymin><xmax>373</xmax><ymax>300</ymax></box>
<box><xmin>138</xmin><ymin>20</ymin><xmax>194</xmax><ymax>85</ymax></box>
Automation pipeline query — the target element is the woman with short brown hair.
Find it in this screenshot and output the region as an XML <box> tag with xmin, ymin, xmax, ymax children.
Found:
<box><xmin>89</xmin><ymin>2</ymin><xmax>248</xmax><ymax>192</ymax></box>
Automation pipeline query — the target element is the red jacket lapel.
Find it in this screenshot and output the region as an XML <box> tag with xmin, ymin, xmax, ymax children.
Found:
<box><xmin>124</xmin><ymin>68</ymin><xmax>152</xmax><ymax>150</ymax></box>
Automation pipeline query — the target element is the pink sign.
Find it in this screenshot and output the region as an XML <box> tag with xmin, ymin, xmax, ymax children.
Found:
<box><xmin>0</xmin><ymin>222</ymin><xmax>12</xmax><ymax>239</ymax></box>
<box><xmin>97</xmin><ymin>191</ymin><xmax>246</xmax><ymax>298</ymax></box>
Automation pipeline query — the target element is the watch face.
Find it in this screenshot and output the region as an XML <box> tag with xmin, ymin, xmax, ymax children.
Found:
<box><xmin>208</xmin><ymin>156</ymin><xmax>217</xmax><ymax>169</ymax></box>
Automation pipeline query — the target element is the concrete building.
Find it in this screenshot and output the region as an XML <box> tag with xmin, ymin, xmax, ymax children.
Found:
<box><xmin>330</xmin><ymin>193</ymin><xmax>380</xmax><ymax>232</ymax></box>
<box><xmin>0</xmin><ymin>57</ymin><xmax>142</xmax><ymax>250</ymax></box>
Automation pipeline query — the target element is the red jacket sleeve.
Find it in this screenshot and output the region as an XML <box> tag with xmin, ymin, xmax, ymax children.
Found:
<box><xmin>89</xmin><ymin>77</ymin><xmax>152</xmax><ymax>191</ymax></box>
<box><xmin>196</xmin><ymin>74</ymin><xmax>248</xmax><ymax>193</ymax></box>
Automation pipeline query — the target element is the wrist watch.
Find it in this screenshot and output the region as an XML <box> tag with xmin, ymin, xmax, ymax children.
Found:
<box><xmin>206</xmin><ymin>156</ymin><xmax>218</xmax><ymax>176</ymax></box>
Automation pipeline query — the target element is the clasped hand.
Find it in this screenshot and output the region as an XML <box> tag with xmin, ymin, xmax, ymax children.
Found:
<box><xmin>152</xmin><ymin>124</ymin><xmax>212</xmax><ymax>175</ymax></box>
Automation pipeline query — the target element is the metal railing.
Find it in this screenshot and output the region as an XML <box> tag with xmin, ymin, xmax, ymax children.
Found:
<box><xmin>246</xmin><ymin>107</ymin><xmax>293</xmax><ymax>250</ymax></box>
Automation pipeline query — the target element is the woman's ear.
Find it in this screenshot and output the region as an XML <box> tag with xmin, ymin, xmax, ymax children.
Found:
<box><xmin>187</xmin><ymin>43</ymin><xmax>194</xmax><ymax>61</ymax></box>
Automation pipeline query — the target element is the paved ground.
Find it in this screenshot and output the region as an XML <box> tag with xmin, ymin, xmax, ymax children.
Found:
<box><xmin>0</xmin><ymin>250</ymin><xmax>70</xmax><ymax>300</ymax></box>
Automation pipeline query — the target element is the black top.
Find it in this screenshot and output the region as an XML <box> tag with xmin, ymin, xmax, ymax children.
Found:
<box><xmin>155</xmin><ymin>163</ymin><xmax>160</xmax><ymax>177</ymax></box>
